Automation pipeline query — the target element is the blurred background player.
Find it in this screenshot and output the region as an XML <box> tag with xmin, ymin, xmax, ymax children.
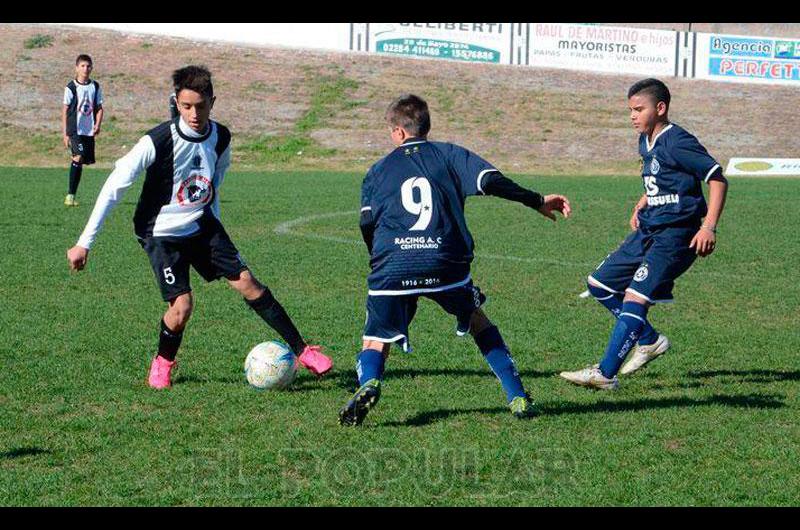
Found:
<box><xmin>62</xmin><ymin>54</ymin><xmax>103</xmax><ymax>207</ymax></box>
<box><xmin>560</xmin><ymin>78</ymin><xmax>729</xmax><ymax>390</ymax></box>
<box><xmin>66</xmin><ymin>65</ymin><xmax>332</xmax><ymax>389</ymax></box>
<box><xmin>338</xmin><ymin>94</ymin><xmax>572</xmax><ymax>426</ymax></box>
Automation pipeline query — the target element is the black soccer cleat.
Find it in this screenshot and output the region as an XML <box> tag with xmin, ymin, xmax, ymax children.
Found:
<box><xmin>338</xmin><ymin>379</ymin><xmax>382</xmax><ymax>427</ymax></box>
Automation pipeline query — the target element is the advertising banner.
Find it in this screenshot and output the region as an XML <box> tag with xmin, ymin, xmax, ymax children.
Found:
<box><xmin>726</xmin><ymin>158</ymin><xmax>800</xmax><ymax>176</ymax></box>
<box><xmin>527</xmin><ymin>23</ymin><xmax>679</xmax><ymax>76</ymax></box>
<box><xmin>359</xmin><ymin>23</ymin><xmax>512</xmax><ymax>64</ymax></box>
<box><xmin>696</xmin><ymin>33</ymin><xmax>800</xmax><ymax>85</ymax></box>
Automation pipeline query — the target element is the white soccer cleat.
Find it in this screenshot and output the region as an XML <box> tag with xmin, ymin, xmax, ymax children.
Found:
<box><xmin>620</xmin><ymin>334</ymin><xmax>670</xmax><ymax>375</ymax></box>
<box><xmin>559</xmin><ymin>364</ymin><xmax>619</xmax><ymax>390</ymax></box>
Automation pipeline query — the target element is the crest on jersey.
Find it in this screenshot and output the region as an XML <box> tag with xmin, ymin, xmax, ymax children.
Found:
<box><xmin>634</xmin><ymin>263</ymin><xmax>649</xmax><ymax>282</ymax></box>
<box><xmin>650</xmin><ymin>157</ymin><xmax>660</xmax><ymax>174</ymax></box>
<box><xmin>79</xmin><ymin>94</ymin><xmax>93</xmax><ymax>116</ymax></box>
<box><xmin>177</xmin><ymin>174</ymin><xmax>213</xmax><ymax>206</ymax></box>
<box><xmin>191</xmin><ymin>155</ymin><xmax>203</xmax><ymax>169</ymax></box>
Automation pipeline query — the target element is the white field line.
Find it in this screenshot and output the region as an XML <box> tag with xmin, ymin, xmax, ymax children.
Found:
<box><xmin>273</xmin><ymin>210</ymin><xmax>765</xmax><ymax>283</ymax></box>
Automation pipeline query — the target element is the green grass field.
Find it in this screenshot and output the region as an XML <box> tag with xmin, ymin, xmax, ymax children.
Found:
<box><xmin>1</xmin><ymin>167</ymin><xmax>798</xmax><ymax>506</ymax></box>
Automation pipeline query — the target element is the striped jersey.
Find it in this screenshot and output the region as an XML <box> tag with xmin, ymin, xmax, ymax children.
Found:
<box><xmin>63</xmin><ymin>79</ymin><xmax>103</xmax><ymax>136</ymax></box>
<box><xmin>76</xmin><ymin>117</ymin><xmax>231</xmax><ymax>249</ymax></box>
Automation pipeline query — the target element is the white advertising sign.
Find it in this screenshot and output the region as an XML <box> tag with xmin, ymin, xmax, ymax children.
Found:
<box><xmin>58</xmin><ymin>23</ymin><xmax>352</xmax><ymax>52</ymax></box>
<box><xmin>726</xmin><ymin>158</ymin><xmax>800</xmax><ymax>176</ymax></box>
<box><xmin>695</xmin><ymin>32</ymin><xmax>800</xmax><ymax>85</ymax></box>
<box><xmin>528</xmin><ymin>23</ymin><xmax>679</xmax><ymax>76</ymax></box>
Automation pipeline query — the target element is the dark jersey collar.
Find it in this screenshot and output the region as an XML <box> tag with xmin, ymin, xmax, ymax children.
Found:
<box><xmin>398</xmin><ymin>137</ymin><xmax>428</xmax><ymax>148</ymax></box>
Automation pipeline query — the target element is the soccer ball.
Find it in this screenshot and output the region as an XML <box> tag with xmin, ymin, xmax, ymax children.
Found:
<box><xmin>244</xmin><ymin>341</ymin><xmax>298</xmax><ymax>390</ymax></box>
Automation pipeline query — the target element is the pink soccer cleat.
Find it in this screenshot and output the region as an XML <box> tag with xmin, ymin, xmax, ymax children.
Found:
<box><xmin>297</xmin><ymin>345</ymin><xmax>333</xmax><ymax>377</ymax></box>
<box><xmin>148</xmin><ymin>355</ymin><xmax>177</xmax><ymax>389</ymax></box>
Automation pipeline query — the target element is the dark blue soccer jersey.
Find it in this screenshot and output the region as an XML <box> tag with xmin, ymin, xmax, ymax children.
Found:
<box><xmin>361</xmin><ymin>139</ymin><xmax>498</xmax><ymax>294</ymax></box>
<box><xmin>636</xmin><ymin>123</ymin><xmax>721</xmax><ymax>229</ymax></box>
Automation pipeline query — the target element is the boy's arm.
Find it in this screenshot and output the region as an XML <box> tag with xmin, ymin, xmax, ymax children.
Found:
<box><xmin>689</xmin><ymin>172</ymin><xmax>728</xmax><ymax>257</ymax></box>
<box><xmin>211</xmin><ymin>143</ymin><xmax>232</xmax><ymax>219</ymax></box>
<box><xmin>93</xmin><ymin>106</ymin><xmax>104</xmax><ymax>136</ymax></box>
<box><xmin>67</xmin><ymin>136</ymin><xmax>156</xmax><ymax>271</ymax></box>
<box><xmin>360</xmin><ymin>207</ymin><xmax>375</xmax><ymax>254</ymax></box>
<box><xmin>62</xmin><ymin>86</ymin><xmax>72</xmax><ymax>148</ymax></box>
<box><xmin>481</xmin><ymin>172</ymin><xmax>571</xmax><ymax>221</ymax></box>
<box><xmin>92</xmin><ymin>85</ymin><xmax>104</xmax><ymax>136</ymax></box>
<box><xmin>62</xmin><ymin>104</ymin><xmax>70</xmax><ymax>148</ymax></box>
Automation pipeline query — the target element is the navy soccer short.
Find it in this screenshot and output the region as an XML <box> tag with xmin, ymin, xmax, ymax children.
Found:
<box><xmin>588</xmin><ymin>225</ymin><xmax>698</xmax><ymax>304</ymax></box>
<box><xmin>69</xmin><ymin>135</ymin><xmax>96</xmax><ymax>165</ymax></box>
<box><xmin>140</xmin><ymin>219</ymin><xmax>248</xmax><ymax>301</ymax></box>
<box><xmin>363</xmin><ymin>280</ymin><xmax>487</xmax><ymax>353</ymax></box>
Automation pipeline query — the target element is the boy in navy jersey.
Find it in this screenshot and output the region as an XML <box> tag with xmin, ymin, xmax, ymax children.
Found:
<box><xmin>62</xmin><ymin>54</ymin><xmax>104</xmax><ymax>207</ymax></box>
<box><xmin>560</xmin><ymin>78</ymin><xmax>728</xmax><ymax>389</ymax></box>
<box><xmin>338</xmin><ymin>94</ymin><xmax>572</xmax><ymax>425</ymax></box>
<box><xmin>66</xmin><ymin>65</ymin><xmax>332</xmax><ymax>388</ymax></box>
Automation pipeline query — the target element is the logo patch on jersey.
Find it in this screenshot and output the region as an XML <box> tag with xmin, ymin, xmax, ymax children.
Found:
<box><xmin>79</xmin><ymin>94</ymin><xmax>93</xmax><ymax>116</ymax></box>
<box><xmin>633</xmin><ymin>263</ymin><xmax>649</xmax><ymax>282</ymax></box>
<box><xmin>191</xmin><ymin>155</ymin><xmax>203</xmax><ymax>169</ymax></box>
<box><xmin>177</xmin><ymin>175</ymin><xmax>213</xmax><ymax>206</ymax></box>
<box><xmin>650</xmin><ymin>157</ymin><xmax>661</xmax><ymax>174</ymax></box>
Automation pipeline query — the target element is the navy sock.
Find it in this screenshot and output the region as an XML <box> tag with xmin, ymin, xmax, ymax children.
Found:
<box><xmin>598</xmin><ymin>301</ymin><xmax>648</xmax><ymax>378</ymax></box>
<box><xmin>158</xmin><ymin>319</ymin><xmax>183</xmax><ymax>361</ymax></box>
<box><xmin>474</xmin><ymin>326</ymin><xmax>526</xmax><ymax>403</ymax></box>
<box><xmin>588</xmin><ymin>283</ymin><xmax>658</xmax><ymax>346</ymax></box>
<box><xmin>356</xmin><ymin>349</ymin><xmax>385</xmax><ymax>386</ymax></box>
<box><xmin>68</xmin><ymin>161</ymin><xmax>82</xmax><ymax>195</ymax></box>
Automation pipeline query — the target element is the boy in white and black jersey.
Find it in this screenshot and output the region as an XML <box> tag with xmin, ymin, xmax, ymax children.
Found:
<box><xmin>62</xmin><ymin>54</ymin><xmax>104</xmax><ymax>207</ymax></box>
<box><xmin>66</xmin><ymin>65</ymin><xmax>333</xmax><ymax>389</ymax></box>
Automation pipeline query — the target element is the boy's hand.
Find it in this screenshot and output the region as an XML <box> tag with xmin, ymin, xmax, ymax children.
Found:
<box><xmin>92</xmin><ymin>125</ymin><xmax>101</xmax><ymax>137</ymax></box>
<box><xmin>689</xmin><ymin>227</ymin><xmax>716</xmax><ymax>257</ymax></box>
<box><xmin>63</xmin><ymin>134</ymin><xmax>70</xmax><ymax>149</ymax></box>
<box><xmin>629</xmin><ymin>208</ymin><xmax>640</xmax><ymax>231</ymax></box>
<box><xmin>536</xmin><ymin>194</ymin><xmax>571</xmax><ymax>221</ymax></box>
<box><xmin>67</xmin><ymin>246</ymin><xmax>89</xmax><ymax>271</ymax></box>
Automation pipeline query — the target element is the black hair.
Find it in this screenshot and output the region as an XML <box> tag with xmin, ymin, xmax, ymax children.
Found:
<box><xmin>172</xmin><ymin>65</ymin><xmax>214</xmax><ymax>99</ymax></box>
<box><xmin>628</xmin><ymin>78</ymin><xmax>671</xmax><ymax>109</ymax></box>
<box><xmin>386</xmin><ymin>94</ymin><xmax>431</xmax><ymax>137</ymax></box>
<box><xmin>75</xmin><ymin>54</ymin><xmax>92</xmax><ymax>65</ymax></box>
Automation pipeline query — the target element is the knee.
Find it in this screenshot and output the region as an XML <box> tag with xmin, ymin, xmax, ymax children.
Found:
<box><xmin>72</xmin><ymin>155</ymin><xmax>83</xmax><ymax>164</ymax></box>
<box><xmin>587</xmin><ymin>280</ymin><xmax>615</xmax><ymax>300</ymax></box>
<box><xmin>231</xmin><ymin>270</ymin><xmax>265</xmax><ymax>299</ymax></box>
<box><xmin>468</xmin><ymin>309</ymin><xmax>493</xmax><ymax>337</ymax></box>
<box><xmin>362</xmin><ymin>340</ymin><xmax>391</xmax><ymax>357</ymax></box>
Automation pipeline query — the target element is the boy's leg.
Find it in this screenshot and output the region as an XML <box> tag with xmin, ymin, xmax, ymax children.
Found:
<box><xmin>587</xmin><ymin>230</ymin><xmax>659</xmax><ymax>346</ymax></box>
<box><xmin>141</xmin><ymin>236</ymin><xmax>193</xmax><ymax>389</ymax></box>
<box><xmin>195</xmin><ymin>219</ymin><xmax>331</xmax><ymax>375</ymax></box>
<box><xmin>340</xmin><ymin>294</ymin><xmax>414</xmax><ymax>426</ymax></box>
<box><xmin>65</xmin><ymin>150</ymin><xmax>82</xmax><ymax>206</ymax></box>
<box><xmin>228</xmin><ymin>269</ymin><xmax>332</xmax><ymax>376</ymax></box>
<box><xmin>597</xmin><ymin>292</ymin><xmax>650</xmax><ymax>379</ymax></box>
<box><xmin>431</xmin><ymin>283</ymin><xmax>532</xmax><ymax>416</ymax></box>
<box><xmin>587</xmin><ymin>280</ymin><xmax>659</xmax><ymax>346</ymax></box>
<box><xmin>469</xmin><ymin>309</ymin><xmax>528</xmax><ymax>405</ymax></box>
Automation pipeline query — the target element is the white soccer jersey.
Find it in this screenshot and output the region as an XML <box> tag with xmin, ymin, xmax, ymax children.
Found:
<box><xmin>76</xmin><ymin>118</ymin><xmax>232</xmax><ymax>249</ymax></box>
<box><xmin>64</xmin><ymin>79</ymin><xmax>103</xmax><ymax>136</ymax></box>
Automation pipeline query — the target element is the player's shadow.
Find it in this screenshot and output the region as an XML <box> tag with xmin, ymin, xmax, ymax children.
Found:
<box><xmin>644</xmin><ymin>369</ymin><xmax>800</xmax><ymax>390</ymax></box>
<box><xmin>0</xmin><ymin>447</ymin><xmax>51</xmax><ymax>459</ymax></box>
<box><xmin>687</xmin><ymin>369</ymin><xmax>800</xmax><ymax>383</ymax></box>
<box><xmin>328</xmin><ymin>368</ymin><xmax>559</xmax><ymax>392</ymax></box>
<box><xmin>173</xmin><ymin>374</ymin><xmax>242</xmax><ymax>385</ymax></box>
<box><xmin>380</xmin><ymin>393</ymin><xmax>785</xmax><ymax>427</ymax></box>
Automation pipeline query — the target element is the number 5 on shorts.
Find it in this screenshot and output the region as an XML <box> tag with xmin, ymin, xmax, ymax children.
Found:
<box><xmin>163</xmin><ymin>267</ymin><xmax>176</xmax><ymax>285</ymax></box>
